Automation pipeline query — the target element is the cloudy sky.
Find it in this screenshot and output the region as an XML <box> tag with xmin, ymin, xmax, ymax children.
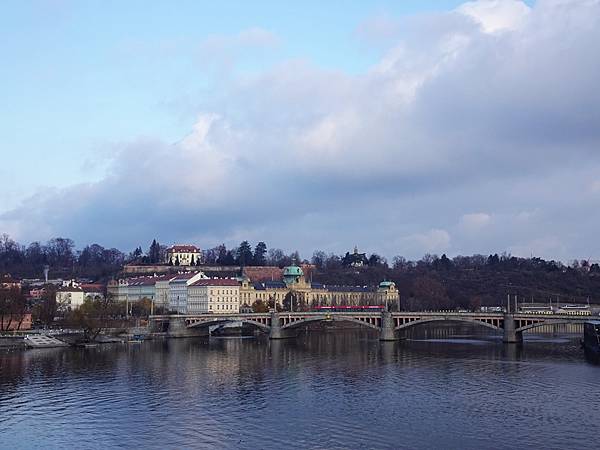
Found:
<box><xmin>1</xmin><ymin>0</ymin><xmax>599</xmax><ymax>261</ymax></box>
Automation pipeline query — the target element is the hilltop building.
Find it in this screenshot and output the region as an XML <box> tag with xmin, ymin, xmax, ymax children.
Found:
<box><xmin>166</xmin><ymin>245</ymin><xmax>201</xmax><ymax>266</ymax></box>
<box><xmin>342</xmin><ymin>247</ymin><xmax>369</xmax><ymax>267</ymax></box>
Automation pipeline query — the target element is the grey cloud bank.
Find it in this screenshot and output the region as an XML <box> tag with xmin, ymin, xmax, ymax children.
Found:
<box><xmin>2</xmin><ymin>0</ymin><xmax>600</xmax><ymax>261</ymax></box>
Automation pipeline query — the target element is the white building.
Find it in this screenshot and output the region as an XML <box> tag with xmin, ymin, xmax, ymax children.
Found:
<box><xmin>168</xmin><ymin>272</ymin><xmax>207</xmax><ymax>313</ymax></box>
<box><xmin>56</xmin><ymin>286</ymin><xmax>85</xmax><ymax>311</ymax></box>
<box><xmin>107</xmin><ymin>276</ymin><xmax>158</xmax><ymax>304</ymax></box>
<box><xmin>166</xmin><ymin>245</ymin><xmax>201</xmax><ymax>266</ymax></box>
<box><xmin>154</xmin><ymin>275</ymin><xmax>176</xmax><ymax>310</ymax></box>
<box><xmin>187</xmin><ymin>279</ymin><xmax>240</xmax><ymax>314</ymax></box>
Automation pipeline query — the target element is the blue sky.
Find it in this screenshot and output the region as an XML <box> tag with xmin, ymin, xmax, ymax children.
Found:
<box><xmin>2</xmin><ymin>0</ymin><xmax>599</xmax><ymax>262</ymax></box>
<box><xmin>1</xmin><ymin>0</ymin><xmax>468</xmax><ymax>208</ymax></box>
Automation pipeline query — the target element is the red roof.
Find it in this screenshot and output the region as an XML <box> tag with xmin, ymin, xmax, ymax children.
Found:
<box><xmin>191</xmin><ymin>279</ymin><xmax>239</xmax><ymax>287</ymax></box>
<box><xmin>80</xmin><ymin>283</ymin><xmax>104</xmax><ymax>292</ymax></box>
<box><xmin>243</xmin><ymin>266</ymin><xmax>283</xmax><ymax>282</ymax></box>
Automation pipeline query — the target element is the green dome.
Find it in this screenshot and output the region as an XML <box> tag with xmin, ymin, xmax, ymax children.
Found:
<box><xmin>283</xmin><ymin>265</ymin><xmax>303</xmax><ymax>277</ymax></box>
<box><xmin>379</xmin><ymin>281</ymin><xmax>394</xmax><ymax>288</ymax></box>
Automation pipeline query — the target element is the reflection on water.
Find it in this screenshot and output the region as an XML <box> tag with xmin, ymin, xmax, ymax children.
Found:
<box><xmin>1</xmin><ymin>324</ymin><xmax>599</xmax><ymax>450</ymax></box>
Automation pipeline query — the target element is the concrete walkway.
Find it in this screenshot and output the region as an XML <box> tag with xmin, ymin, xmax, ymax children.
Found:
<box><xmin>24</xmin><ymin>334</ymin><xmax>69</xmax><ymax>348</ymax></box>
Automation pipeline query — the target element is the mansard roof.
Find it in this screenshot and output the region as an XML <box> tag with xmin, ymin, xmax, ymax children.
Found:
<box><xmin>191</xmin><ymin>278</ymin><xmax>239</xmax><ymax>287</ymax></box>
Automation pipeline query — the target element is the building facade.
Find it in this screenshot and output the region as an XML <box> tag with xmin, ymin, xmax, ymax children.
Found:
<box><xmin>168</xmin><ymin>272</ymin><xmax>207</xmax><ymax>313</ymax></box>
<box><xmin>239</xmin><ymin>264</ymin><xmax>399</xmax><ymax>309</ymax></box>
<box><xmin>187</xmin><ymin>279</ymin><xmax>240</xmax><ymax>314</ymax></box>
<box><xmin>107</xmin><ymin>276</ymin><xmax>158</xmax><ymax>304</ymax></box>
<box><xmin>166</xmin><ymin>245</ymin><xmax>201</xmax><ymax>266</ymax></box>
<box><xmin>56</xmin><ymin>286</ymin><xmax>85</xmax><ymax>310</ymax></box>
<box><xmin>154</xmin><ymin>275</ymin><xmax>177</xmax><ymax>310</ymax></box>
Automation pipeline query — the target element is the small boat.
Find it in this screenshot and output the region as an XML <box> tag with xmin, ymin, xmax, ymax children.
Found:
<box><xmin>128</xmin><ymin>334</ymin><xmax>146</xmax><ymax>342</ymax></box>
<box><xmin>76</xmin><ymin>342</ymin><xmax>99</xmax><ymax>348</ymax></box>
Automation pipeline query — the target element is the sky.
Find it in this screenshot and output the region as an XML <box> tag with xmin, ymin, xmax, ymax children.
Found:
<box><xmin>1</xmin><ymin>0</ymin><xmax>599</xmax><ymax>262</ymax></box>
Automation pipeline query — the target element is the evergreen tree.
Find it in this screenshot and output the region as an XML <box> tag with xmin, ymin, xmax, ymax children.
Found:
<box><xmin>148</xmin><ymin>239</ymin><xmax>160</xmax><ymax>264</ymax></box>
<box><xmin>237</xmin><ymin>241</ymin><xmax>253</xmax><ymax>267</ymax></box>
<box><xmin>174</xmin><ymin>255</ymin><xmax>180</xmax><ymax>266</ymax></box>
<box><xmin>190</xmin><ymin>254</ymin><xmax>195</xmax><ymax>266</ymax></box>
<box><xmin>223</xmin><ymin>250</ymin><xmax>235</xmax><ymax>266</ymax></box>
<box><xmin>216</xmin><ymin>245</ymin><xmax>228</xmax><ymax>265</ymax></box>
<box><xmin>253</xmin><ymin>242</ymin><xmax>267</xmax><ymax>266</ymax></box>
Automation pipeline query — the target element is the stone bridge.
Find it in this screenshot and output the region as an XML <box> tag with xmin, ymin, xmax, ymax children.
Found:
<box><xmin>149</xmin><ymin>311</ymin><xmax>592</xmax><ymax>343</ymax></box>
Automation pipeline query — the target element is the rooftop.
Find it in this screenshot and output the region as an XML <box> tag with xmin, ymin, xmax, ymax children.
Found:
<box><xmin>191</xmin><ymin>278</ymin><xmax>239</xmax><ymax>287</ymax></box>
<box><xmin>168</xmin><ymin>245</ymin><xmax>200</xmax><ymax>253</ymax></box>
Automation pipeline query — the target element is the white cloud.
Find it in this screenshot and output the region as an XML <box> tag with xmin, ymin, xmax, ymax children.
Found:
<box><xmin>458</xmin><ymin>0</ymin><xmax>530</xmax><ymax>33</ymax></box>
<box><xmin>403</xmin><ymin>229</ymin><xmax>451</xmax><ymax>254</ymax></box>
<box><xmin>2</xmin><ymin>1</ymin><xmax>600</xmax><ymax>260</ymax></box>
<box><xmin>460</xmin><ymin>212</ymin><xmax>492</xmax><ymax>231</ymax></box>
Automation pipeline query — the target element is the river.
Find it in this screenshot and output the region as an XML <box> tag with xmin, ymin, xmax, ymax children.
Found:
<box><xmin>1</xmin><ymin>324</ymin><xmax>599</xmax><ymax>449</ymax></box>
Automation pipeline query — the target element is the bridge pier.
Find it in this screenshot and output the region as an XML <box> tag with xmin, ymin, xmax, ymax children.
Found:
<box><xmin>379</xmin><ymin>311</ymin><xmax>398</xmax><ymax>341</ymax></box>
<box><xmin>148</xmin><ymin>317</ymin><xmax>162</xmax><ymax>333</ymax></box>
<box><xmin>502</xmin><ymin>314</ymin><xmax>523</xmax><ymax>344</ymax></box>
<box><xmin>269</xmin><ymin>312</ymin><xmax>295</xmax><ymax>339</ymax></box>
<box><xmin>167</xmin><ymin>317</ymin><xmax>209</xmax><ymax>338</ymax></box>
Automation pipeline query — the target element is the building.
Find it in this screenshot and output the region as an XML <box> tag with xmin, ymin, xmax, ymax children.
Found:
<box><xmin>125</xmin><ymin>277</ymin><xmax>158</xmax><ymax>303</ymax></box>
<box><xmin>168</xmin><ymin>272</ymin><xmax>207</xmax><ymax>313</ymax></box>
<box><xmin>188</xmin><ymin>279</ymin><xmax>240</xmax><ymax>314</ymax></box>
<box><xmin>107</xmin><ymin>276</ymin><xmax>160</xmax><ymax>304</ymax></box>
<box><xmin>80</xmin><ymin>283</ymin><xmax>104</xmax><ymax>301</ymax></box>
<box><xmin>0</xmin><ymin>274</ymin><xmax>21</xmax><ymax>290</ymax></box>
<box><xmin>28</xmin><ymin>287</ymin><xmax>46</xmax><ymax>300</ymax></box>
<box><xmin>342</xmin><ymin>247</ymin><xmax>369</xmax><ymax>267</ymax></box>
<box><xmin>56</xmin><ymin>286</ymin><xmax>85</xmax><ymax>310</ymax></box>
<box><xmin>154</xmin><ymin>275</ymin><xmax>177</xmax><ymax>310</ymax></box>
<box><xmin>166</xmin><ymin>245</ymin><xmax>201</xmax><ymax>266</ymax></box>
<box><xmin>239</xmin><ymin>263</ymin><xmax>399</xmax><ymax>309</ymax></box>
<box><xmin>0</xmin><ymin>313</ymin><xmax>31</xmax><ymax>331</ymax></box>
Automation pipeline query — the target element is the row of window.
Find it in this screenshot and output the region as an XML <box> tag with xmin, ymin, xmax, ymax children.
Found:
<box><xmin>209</xmin><ymin>289</ymin><xmax>238</xmax><ymax>295</ymax></box>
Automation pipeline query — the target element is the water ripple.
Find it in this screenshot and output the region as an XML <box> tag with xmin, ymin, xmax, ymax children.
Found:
<box><xmin>1</xmin><ymin>328</ymin><xmax>598</xmax><ymax>450</ymax></box>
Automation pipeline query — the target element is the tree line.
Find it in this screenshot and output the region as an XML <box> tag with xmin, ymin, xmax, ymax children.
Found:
<box><xmin>2</xmin><ymin>232</ymin><xmax>600</xmax><ymax>310</ymax></box>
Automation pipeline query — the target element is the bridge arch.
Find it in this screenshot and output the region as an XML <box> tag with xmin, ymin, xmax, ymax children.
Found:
<box><xmin>516</xmin><ymin>319</ymin><xmax>583</xmax><ymax>333</ymax></box>
<box><xmin>280</xmin><ymin>316</ymin><xmax>380</xmax><ymax>331</ymax></box>
<box><xmin>187</xmin><ymin>318</ymin><xmax>271</xmax><ymax>333</ymax></box>
<box><xmin>394</xmin><ymin>317</ymin><xmax>502</xmax><ymax>332</ymax></box>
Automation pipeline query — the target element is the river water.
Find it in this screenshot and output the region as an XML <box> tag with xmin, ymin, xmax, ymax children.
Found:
<box><xmin>1</xmin><ymin>324</ymin><xmax>599</xmax><ymax>450</ymax></box>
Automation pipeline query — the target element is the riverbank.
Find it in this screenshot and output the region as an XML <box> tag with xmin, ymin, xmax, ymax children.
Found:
<box><xmin>0</xmin><ymin>336</ymin><xmax>26</xmax><ymax>350</ymax></box>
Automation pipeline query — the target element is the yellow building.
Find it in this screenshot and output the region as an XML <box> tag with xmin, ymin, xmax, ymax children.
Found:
<box><xmin>240</xmin><ymin>264</ymin><xmax>398</xmax><ymax>309</ymax></box>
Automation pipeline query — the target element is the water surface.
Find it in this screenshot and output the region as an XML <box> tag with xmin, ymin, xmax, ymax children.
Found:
<box><xmin>1</xmin><ymin>325</ymin><xmax>598</xmax><ymax>449</ymax></box>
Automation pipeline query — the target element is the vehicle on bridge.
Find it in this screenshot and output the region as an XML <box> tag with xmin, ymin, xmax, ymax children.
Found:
<box><xmin>313</xmin><ymin>305</ymin><xmax>385</xmax><ymax>312</ymax></box>
<box><xmin>558</xmin><ymin>305</ymin><xmax>591</xmax><ymax>316</ymax></box>
<box><xmin>518</xmin><ymin>306</ymin><xmax>553</xmax><ymax>315</ymax></box>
